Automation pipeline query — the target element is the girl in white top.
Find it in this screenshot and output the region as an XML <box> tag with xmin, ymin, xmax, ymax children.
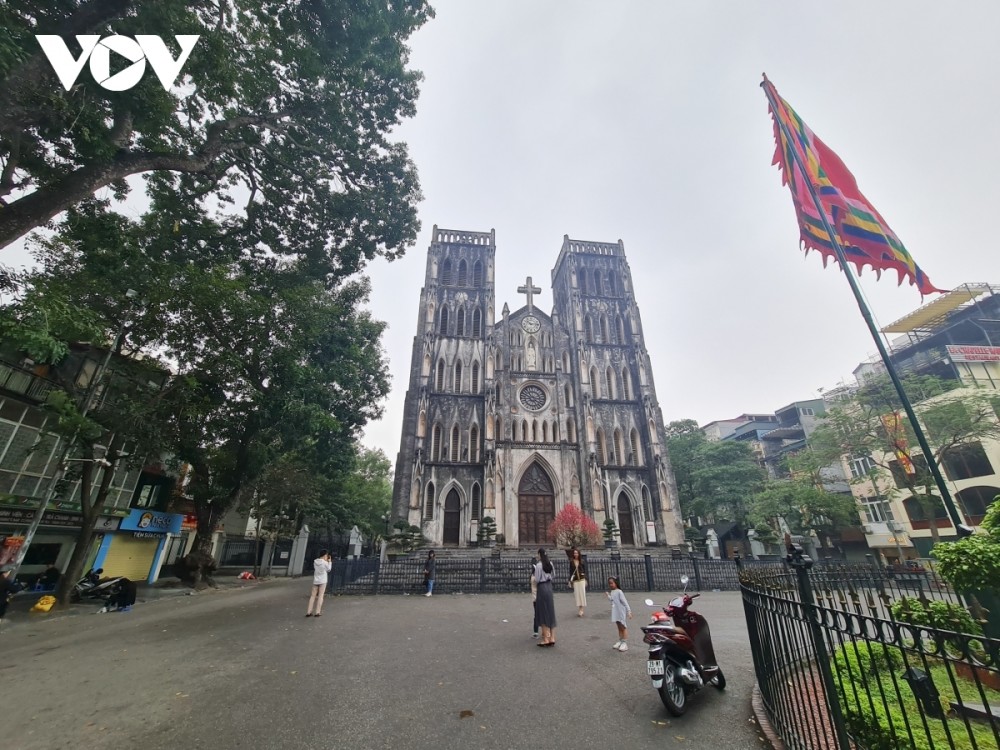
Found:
<box><xmin>307</xmin><ymin>550</ymin><xmax>333</xmax><ymax>617</ymax></box>
<box><xmin>606</xmin><ymin>576</ymin><xmax>633</xmax><ymax>651</ymax></box>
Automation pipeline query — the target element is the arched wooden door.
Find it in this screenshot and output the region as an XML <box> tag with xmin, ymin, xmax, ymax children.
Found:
<box><xmin>518</xmin><ymin>463</ymin><xmax>555</xmax><ymax>546</ymax></box>
<box><xmin>443</xmin><ymin>489</ymin><xmax>461</xmax><ymax>546</ymax></box>
<box><xmin>617</xmin><ymin>494</ymin><xmax>635</xmax><ymax>546</ymax></box>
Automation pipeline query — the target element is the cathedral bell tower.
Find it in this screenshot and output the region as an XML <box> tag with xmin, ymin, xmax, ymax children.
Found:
<box><xmin>392</xmin><ymin>226</ymin><xmax>495</xmax><ymax>546</ymax></box>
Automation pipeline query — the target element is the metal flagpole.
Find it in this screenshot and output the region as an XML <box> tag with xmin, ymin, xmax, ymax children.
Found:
<box><xmin>761</xmin><ymin>79</ymin><xmax>971</xmax><ymax>537</ymax></box>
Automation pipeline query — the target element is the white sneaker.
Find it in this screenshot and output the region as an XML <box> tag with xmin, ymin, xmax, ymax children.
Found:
<box><xmin>424</xmin><ymin>592</ymin><xmax>432</xmax><ymax>597</ymax></box>
<box><xmin>612</xmin><ymin>640</ymin><xmax>623</xmax><ymax>650</ymax></box>
<box><xmin>618</xmin><ymin>642</ymin><xmax>628</xmax><ymax>652</ymax></box>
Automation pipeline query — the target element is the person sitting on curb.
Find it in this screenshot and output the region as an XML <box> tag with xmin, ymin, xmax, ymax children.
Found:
<box><xmin>1</xmin><ymin>564</ymin><xmax>26</xmax><ymax>629</ymax></box>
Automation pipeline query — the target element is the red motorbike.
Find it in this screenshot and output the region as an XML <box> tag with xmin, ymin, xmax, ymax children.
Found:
<box><xmin>641</xmin><ymin>575</ymin><xmax>725</xmax><ymax>715</ymax></box>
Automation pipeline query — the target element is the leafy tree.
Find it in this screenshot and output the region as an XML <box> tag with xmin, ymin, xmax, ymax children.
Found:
<box><xmin>688</xmin><ymin>439</ymin><xmax>766</xmax><ymax>528</ymax></box>
<box><xmin>0</xmin><ymin>0</ymin><xmax>431</xmax><ymax>251</ymax></box>
<box><xmin>932</xmin><ymin>498</ymin><xmax>1000</xmax><ymax>595</ymax></box>
<box><xmin>0</xmin><ymin>280</ymin><xmax>170</xmax><ymax>606</ymax></box>
<box><xmin>477</xmin><ymin>516</ymin><xmax>498</xmax><ymax>546</ymax></box>
<box><xmin>547</xmin><ymin>504</ymin><xmax>601</xmax><ymax>549</ymax></box>
<box><xmin>664</xmin><ymin>419</ymin><xmax>706</xmax><ymax>513</ymax></box>
<box><xmin>16</xmin><ymin>203</ymin><xmax>392</xmax><ymax>587</ymax></box>
<box><xmin>749</xmin><ymin>478</ymin><xmax>857</xmax><ymax>553</ymax></box>
<box><xmin>809</xmin><ymin>374</ymin><xmax>1000</xmax><ymax>543</ymax></box>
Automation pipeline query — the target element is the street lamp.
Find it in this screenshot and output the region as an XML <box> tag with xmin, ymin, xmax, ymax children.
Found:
<box><xmin>381</xmin><ymin>512</ymin><xmax>391</xmax><ymax>537</ymax></box>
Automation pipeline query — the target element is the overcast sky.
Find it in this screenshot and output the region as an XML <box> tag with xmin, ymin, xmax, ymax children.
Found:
<box><xmin>5</xmin><ymin>2</ymin><xmax>998</xmax><ymax>470</ymax></box>
<box><xmin>356</xmin><ymin>0</ymin><xmax>1000</xmax><ymax>464</ymax></box>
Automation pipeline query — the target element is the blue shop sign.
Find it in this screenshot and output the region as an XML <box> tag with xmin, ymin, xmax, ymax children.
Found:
<box><xmin>120</xmin><ymin>509</ymin><xmax>183</xmax><ymax>535</ymax></box>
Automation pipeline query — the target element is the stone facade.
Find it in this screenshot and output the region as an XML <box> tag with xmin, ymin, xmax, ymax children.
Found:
<box><xmin>392</xmin><ymin>227</ymin><xmax>685</xmax><ymax>549</ymax></box>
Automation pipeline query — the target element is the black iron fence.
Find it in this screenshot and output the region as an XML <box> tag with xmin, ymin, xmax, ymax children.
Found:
<box><xmin>740</xmin><ymin>551</ymin><xmax>1000</xmax><ymax>750</ymax></box>
<box><xmin>324</xmin><ymin>555</ymin><xmax>743</xmax><ymax>596</ymax></box>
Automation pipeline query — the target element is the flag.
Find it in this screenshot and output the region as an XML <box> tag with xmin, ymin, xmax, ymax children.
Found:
<box><xmin>763</xmin><ymin>76</ymin><xmax>944</xmax><ymax>296</ymax></box>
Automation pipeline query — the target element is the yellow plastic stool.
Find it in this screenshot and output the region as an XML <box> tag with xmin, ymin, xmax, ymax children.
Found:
<box><xmin>31</xmin><ymin>595</ymin><xmax>56</xmax><ymax>613</ymax></box>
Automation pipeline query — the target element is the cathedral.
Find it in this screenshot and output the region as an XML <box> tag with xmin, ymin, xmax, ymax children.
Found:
<box><xmin>391</xmin><ymin>226</ymin><xmax>685</xmax><ymax>549</ymax></box>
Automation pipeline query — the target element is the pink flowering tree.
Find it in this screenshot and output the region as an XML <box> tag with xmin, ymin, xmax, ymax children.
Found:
<box><xmin>548</xmin><ymin>505</ymin><xmax>602</xmax><ymax>548</ymax></box>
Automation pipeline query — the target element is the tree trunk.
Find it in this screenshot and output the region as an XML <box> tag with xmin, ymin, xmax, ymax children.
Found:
<box><xmin>54</xmin><ymin>526</ymin><xmax>97</xmax><ymax>607</ymax></box>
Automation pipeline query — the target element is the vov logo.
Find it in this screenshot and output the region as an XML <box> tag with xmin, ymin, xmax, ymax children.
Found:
<box><xmin>36</xmin><ymin>35</ymin><xmax>200</xmax><ymax>92</ymax></box>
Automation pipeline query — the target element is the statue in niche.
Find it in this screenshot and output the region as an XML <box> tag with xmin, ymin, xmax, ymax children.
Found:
<box><xmin>526</xmin><ymin>341</ymin><xmax>537</xmax><ymax>370</ymax></box>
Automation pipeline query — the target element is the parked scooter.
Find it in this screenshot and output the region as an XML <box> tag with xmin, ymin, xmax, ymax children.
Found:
<box><xmin>70</xmin><ymin>568</ymin><xmax>124</xmax><ymax>603</ymax></box>
<box><xmin>641</xmin><ymin>575</ymin><xmax>725</xmax><ymax>716</ymax></box>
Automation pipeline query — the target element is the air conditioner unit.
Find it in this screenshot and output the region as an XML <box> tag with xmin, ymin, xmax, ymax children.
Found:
<box><xmin>862</xmin><ymin>524</ymin><xmax>875</xmax><ymax>534</ymax></box>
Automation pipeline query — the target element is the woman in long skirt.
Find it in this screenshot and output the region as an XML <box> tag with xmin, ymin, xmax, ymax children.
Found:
<box><xmin>567</xmin><ymin>547</ymin><xmax>587</xmax><ymax>617</ymax></box>
<box><xmin>533</xmin><ymin>548</ymin><xmax>557</xmax><ymax>646</ymax></box>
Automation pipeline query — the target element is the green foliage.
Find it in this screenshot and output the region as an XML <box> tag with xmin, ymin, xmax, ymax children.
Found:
<box><xmin>933</xmin><ymin>534</ymin><xmax>1000</xmax><ymax>595</ymax></box>
<box><xmin>477</xmin><ymin>516</ymin><xmax>498</xmax><ymax>544</ymax></box>
<box><xmin>749</xmin><ymin>479</ymin><xmax>858</xmax><ymax>540</ymax></box>
<box><xmin>547</xmin><ymin>505</ymin><xmax>600</xmax><ymax>548</ymax></box>
<box><xmin>688</xmin><ymin>439</ymin><xmax>766</xmax><ymax>525</ymax></box>
<box><xmin>890</xmin><ymin>597</ymin><xmax>983</xmax><ymax>636</ymax></box>
<box><xmin>0</xmin><ymin>1</ymin><xmax>432</xmax><ymax>252</ymax></box>
<box><xmin>602</xmin><ymin>517</ymin><xmax>620</xmax><ymax>542</ymax></box>
<box><xmin>664</xmin><ymin>419</ymin><xmax>707</xmax><ymax>513</ymax></box>
<box><xmin>829</xmin><ymin>641</ymin><xmax>1000</xmax><ymax>750</ymax></box>
<box><xmin>387</xmin><ymin>524</ymin><xmax>427</xmax><ymax>554</ymax></box>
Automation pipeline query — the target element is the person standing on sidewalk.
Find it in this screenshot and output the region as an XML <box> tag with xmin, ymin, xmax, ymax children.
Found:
<box><xmin>567</xmin><ymin>547</ymin><xmax>587</xmax><ymax>617</ymax></box>
<box><xmin>306</xmin><ymin>550</ymin><xmax>332</xmax><ymax>617</ymax></box>
<box><xmin>423</xmin><ymin>550</ymin><xmax>436</xmax><ymax>596</ymax></box>
<box><xmin>606</xmin><ymin>576</ymin><xmax>633</xmax><ymax>651</ymax></box>
<box><xmin>533</xmin><ymin>549</ymin><xmax>557</xmax><ymax>646</ymax></box>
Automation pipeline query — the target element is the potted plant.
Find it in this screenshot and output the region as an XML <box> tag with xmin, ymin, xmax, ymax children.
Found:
<box><xmin>478</xmin><ymin>516</ymin><xmax>498</xmax><ymax>547</ymax></box>
<box><xmin>602</xmin><ymin>517</ymin><xmax>620</xmax><ymax>549</ymax></box>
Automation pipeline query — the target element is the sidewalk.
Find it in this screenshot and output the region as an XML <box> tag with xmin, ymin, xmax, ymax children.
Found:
<box><xmin>1</xmin><ymin>576</ymin><xmax>289</xmax><ymax>628</ymax></box>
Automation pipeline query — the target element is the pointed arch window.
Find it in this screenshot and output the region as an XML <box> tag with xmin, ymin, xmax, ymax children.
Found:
<box><xmin>562</xmin><ymin>351</ymin><xmax>571</xmax><ymax>372</ymax></box>
<box><xmin>456</xmin><ymin>307</ymin><xmax>466</xmax><ymax>336</ymax></box>
<box><xmin>597</xmin><ymin>429</ymin><xmax>607</xmax><ymax>466</ymax></box>
<box><xmin>454</xmin><ymin>361</ymin><xmax>463</xmax><ymax>392</ymax></box>
<box><xmin>608</xmin><ymin>271</ymin><xmax>618</xmax><ymax>296</ymax></box>
<box><xmin>532</xmin><ymin>420</ymin><xmax>539</xmax><ymax>442</ymax></box>
<box><xmin>471</xmin><ymin>483</ymin><xmax>482</xmax><ymax>521</ymax></box>
<box><xmin>614</xmin><ymin>429</ymin><xmax>625</xmax><ymax>466</ymax></box>
<box><xmin>432</xmin><ymin>424</ymin><xmax>443</xmax><ymax>462</ymax></box>
<box><xmin>630</xmin><ymin>429</ymin><xmax>641</xmax><ymax>466</ymax></box>
<box><xmin>642</xmin><ymin>486</ymin><xmax>652</xmax><ymax>522</ymax></box>
<box><xmin>470</xmin><ymin>425</ymin><xmax>480</xmax><ymax>462</ymax></box>
<box><xmin>564</xmin><ymin>384</ymin><xmax>572</xmax><ymax>407</ymax></box>
<box><xmin>451</xmin><ymin>425</ymin><xmax>460</xmax><ymax>462</ymax></box>
<box><xmin>585</xmin><ymin>316</ymin><xmax>594</xmax><ymax>343</ymax></box>
<box><xmin>594</xmin><ymin>270</ymin><xmax>603</xmax><ymax>295</ymax></box>
<box><xmin>436</xmin><ymin>359</ymin><xmax>446</xmax><ymax>392</ymax></box>
<box><xmin>472</xmin><ymin>308</ymin><xmax>482</xmax><ymax>337</ymax></box>
<box><xmin>566</xmin><ymin>418</ymin><xmax>575</xmax><ymax>443</ymax></box>
<box><xmin>606</xmin><ymin>367</ymin><xmax>617</xmax><ymax>399</ymax></box>
<box><xmin>471</xmin><ymin>362</ymin><xmax>480</xmax><ymax>395</ymax></box>
<box><xmin>621</xmin><ymin>367</ymin><xmax>632</xmax><ymax>400</ymax></box>
<box><xmin>590</xmin><ymin>367</ymin><xmax>600</xmax><ymax>399</ymax></box>
<box><xmin>521</xmin><ymin>420</ymin><xmax>529</xmax><ymax>442</ymax></box>
<box><xmin>600</xmin><ymin>315</ymin><xmax>610</xmax><ymax>343</ymax></box>
<box><xmin>442</xmin><ymin>259</ymin><xmax>453</xmax><ymax>285</ymax></box>
<box><xmin>457</xmin><ymin>259</ymin><xmax>468</xmax><ymax>286</ymax></box>
<box><xmin>424</xmin><ymin>481</ymin><xmax>435</xmax><ymax>520</ymax></box>
<box><xmin>473</xmin><ymin>260</ymin><xmax>484</xmax><ymax>287</ymax></box>
<box><xmin>496</xmin><ymin>416</ymin><xmax>503</xmax><ymax>441</ymax></box>
<box><xmin>578</xmin><ymin>268</ymin><xmax>587</xmax><ymax>292</ymax></box>
<box><xmin>617</xmin><ymin>315</ymin><xmax>626</xmax><ymax>341</ymax></box>
<box><xmin>542</xmin><ymin>421</ymin><xmax>549</xmax><ymax>443</ymax></box>
<box><xmin>439</xmin><ymin>307</ymin><xmax>449</xmax><ymax>335</ymax></box>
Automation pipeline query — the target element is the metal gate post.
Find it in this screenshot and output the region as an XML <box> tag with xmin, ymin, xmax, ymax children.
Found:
<box><xmin>788</xmin><ymin>544</ymin><xmax>852</xmax><ymax>750</ymax></box>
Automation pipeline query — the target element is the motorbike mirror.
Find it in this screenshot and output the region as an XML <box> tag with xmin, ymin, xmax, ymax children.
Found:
<box><xmin>680</xmin><ymin>575</ymin><xmax>689</xmax><ymax>587</ymax></box>
<box><xmin>644</xmin><ymin>598</ymin><xmax>655</xmax><ymax>607</ymax></box>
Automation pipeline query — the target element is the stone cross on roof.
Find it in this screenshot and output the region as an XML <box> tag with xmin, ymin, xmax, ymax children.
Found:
<box><xmin>517</xmin><ymin>276</ymin><xmax>541</xmax><ymax>310</ymax></box>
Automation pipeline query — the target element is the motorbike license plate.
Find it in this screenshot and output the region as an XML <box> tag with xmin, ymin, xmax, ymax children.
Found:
<box><xmin>646</xmin><ymin>660</ymin><xmax>665</xmax><ymax>676</ymax></box>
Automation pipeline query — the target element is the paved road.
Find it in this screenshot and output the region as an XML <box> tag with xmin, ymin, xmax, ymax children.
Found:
<box><xmin>1</xmin><ymin>581</ymin><xmax>763</xmax><ymax>750</ymax></box>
